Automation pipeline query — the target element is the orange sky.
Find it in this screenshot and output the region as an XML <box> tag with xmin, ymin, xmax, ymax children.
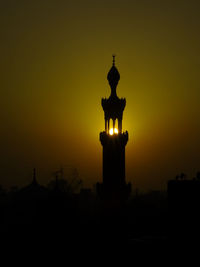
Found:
<box><xmin>1</xmin><ymin>0</ymin><xmax>200</xmax><ymax>191</ymax></box>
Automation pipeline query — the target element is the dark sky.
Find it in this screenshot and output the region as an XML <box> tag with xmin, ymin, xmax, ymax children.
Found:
<box><xmin>1</xmin><ymin>0</ymin><xmax>200</xmax><ymax>191</ymax></box>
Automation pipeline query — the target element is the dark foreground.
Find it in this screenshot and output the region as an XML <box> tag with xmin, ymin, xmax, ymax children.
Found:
<box><xmin>1</xmin><ymin>184</ymin><xmax>200</xmax><ymax>259</ymax></box>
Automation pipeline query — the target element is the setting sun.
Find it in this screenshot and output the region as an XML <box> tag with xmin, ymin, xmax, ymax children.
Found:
<box><xmin>109</xmin><ymin>128</ymin><xmax>119</xmax><ymax>135</ymax></box>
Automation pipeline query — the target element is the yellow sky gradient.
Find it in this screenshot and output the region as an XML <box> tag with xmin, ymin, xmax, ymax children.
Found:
<box><xmin>1</xmin><ymin>0</ymin><xmax>200</xmax><ymax>190</ymax></box>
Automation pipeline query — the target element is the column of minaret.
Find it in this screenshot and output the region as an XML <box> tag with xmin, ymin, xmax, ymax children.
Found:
<box><xmin>105</xmin><ymin>118</ymin><xmax>122</xmax><ymax>134</ymax></box>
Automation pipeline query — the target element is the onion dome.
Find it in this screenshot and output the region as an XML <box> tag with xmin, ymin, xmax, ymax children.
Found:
<box><xmin>107</xmin><ymin>55</ymin><xmax>120</xmax><ymax>95</ymax></box>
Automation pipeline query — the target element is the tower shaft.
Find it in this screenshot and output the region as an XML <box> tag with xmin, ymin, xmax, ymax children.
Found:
<box><xmin>97</xmin><ymin>57</ymin><xmax>131</xmax><ymax>200</ymax></box>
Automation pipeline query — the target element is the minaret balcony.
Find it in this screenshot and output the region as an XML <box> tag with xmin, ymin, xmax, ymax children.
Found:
<box><xmin>99</xmin><ymin>131</ymin><xmax>128</xmax><ymax>146</ymax></box>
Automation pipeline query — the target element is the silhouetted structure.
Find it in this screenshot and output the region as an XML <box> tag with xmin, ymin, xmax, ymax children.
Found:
<box><xmin>18</xmin><ymin>168</ymin><xmax>48</xmax><ymax>200</ymax></box>
<box><xmin>168</xmin><ymin>178</ymin><xmax>200</xmax><ymax>241</ymax></box>
<box><xmin>97</xmin><ymin>56</ymin><xmax>131</xmax><ymax>200</ymax></box>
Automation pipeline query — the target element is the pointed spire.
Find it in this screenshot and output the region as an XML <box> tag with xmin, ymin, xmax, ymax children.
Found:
<box><xmin>32</xmin><ymin>167</ymin><xmax>37</xmax><ymax>185</ymax></box>
<box><xmin>54</xmin><ymin>172</ymin><xmax>59</xmax><ymax>191</ymax></box>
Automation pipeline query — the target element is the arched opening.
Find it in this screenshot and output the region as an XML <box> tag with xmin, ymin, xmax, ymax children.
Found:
<box><xmin>109</xmin><ymin>118</ymin><xmax>119</xmax><ymax>135</ymax></box>
<box><xmin>115</xmin><ymin>119</ymin><xmax>119</xmax><ymax>132</ymax></box>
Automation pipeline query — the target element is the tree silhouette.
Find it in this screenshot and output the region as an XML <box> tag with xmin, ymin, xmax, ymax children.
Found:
<box><xmin>47</xmin><ymin>167</ymin><xmax>82</xmax><ymax>194</ymax></box>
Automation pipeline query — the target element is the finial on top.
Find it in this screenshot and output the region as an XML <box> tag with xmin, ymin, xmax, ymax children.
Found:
<box><xmin>112</xmin><ymin>54</ymin><xmax>116</xmax><ymax>66</ymax></box>
<box><xmin>107</xmin><ymin>55</ymin><xmax>120</xmax><ymax>96</ymax></box>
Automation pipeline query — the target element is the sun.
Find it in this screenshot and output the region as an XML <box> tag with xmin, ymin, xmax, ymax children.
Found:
<box><xmin>109</xmin><ymin>128</ymin><xmax>118</xmax><ymax>135</ymax></box>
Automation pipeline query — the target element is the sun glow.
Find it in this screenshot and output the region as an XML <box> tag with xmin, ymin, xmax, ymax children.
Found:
<box><xmin>109</xmin><ymin>128</ymin><xmax>118</xmax><ymax>135</ymax></box>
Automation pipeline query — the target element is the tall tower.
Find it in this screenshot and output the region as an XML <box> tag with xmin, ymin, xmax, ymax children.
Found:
<box><xmin>97</xmin><ymin>56</ymin><xmax>131</xmax><ymax>200</ymax></box>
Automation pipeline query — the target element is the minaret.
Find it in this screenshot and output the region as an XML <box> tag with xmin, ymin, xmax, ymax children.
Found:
<box><xmin>97</xmin><ymin>56</ymin><xmax>131</xmax><ymax>200</ymax></box>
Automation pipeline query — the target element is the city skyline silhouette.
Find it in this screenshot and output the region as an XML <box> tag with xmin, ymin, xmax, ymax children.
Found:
<box><xmin>1</xmin><ymin>55</ymin><xmax>200</xmax><ymax>248</ymax></box>
<box><xmin>1</xmin><ymin>0</ymin><xmax>200</xmax><ymax>250</ymax></box>
<box><xmin>1</xmin><ymin>1</ymin><xmax>200</xmax><ymax>191</ymax></box>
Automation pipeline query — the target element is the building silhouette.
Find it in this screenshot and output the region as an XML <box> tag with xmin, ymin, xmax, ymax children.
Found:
<box><xmin>97</xmin><ymin>56</ymin><xmax>131</xmax><ymax>200</ymax></box>
<box><xmin>168</xmin><ymin>178</ymin><xmax>200</xmax><ymax>241</ymax></box>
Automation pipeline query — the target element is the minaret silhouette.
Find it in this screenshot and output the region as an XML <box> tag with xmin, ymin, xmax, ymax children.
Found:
<box><xmin>97</xmin><ymin>56</ymin><xmax>131</xmax><ymax>200</ymax></box>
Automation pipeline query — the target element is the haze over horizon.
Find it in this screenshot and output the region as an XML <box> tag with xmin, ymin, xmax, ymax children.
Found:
<box><xmin>1</xmin><ymin>0</ymin><xmax>200</xmax><ymax>191</ymax></box>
